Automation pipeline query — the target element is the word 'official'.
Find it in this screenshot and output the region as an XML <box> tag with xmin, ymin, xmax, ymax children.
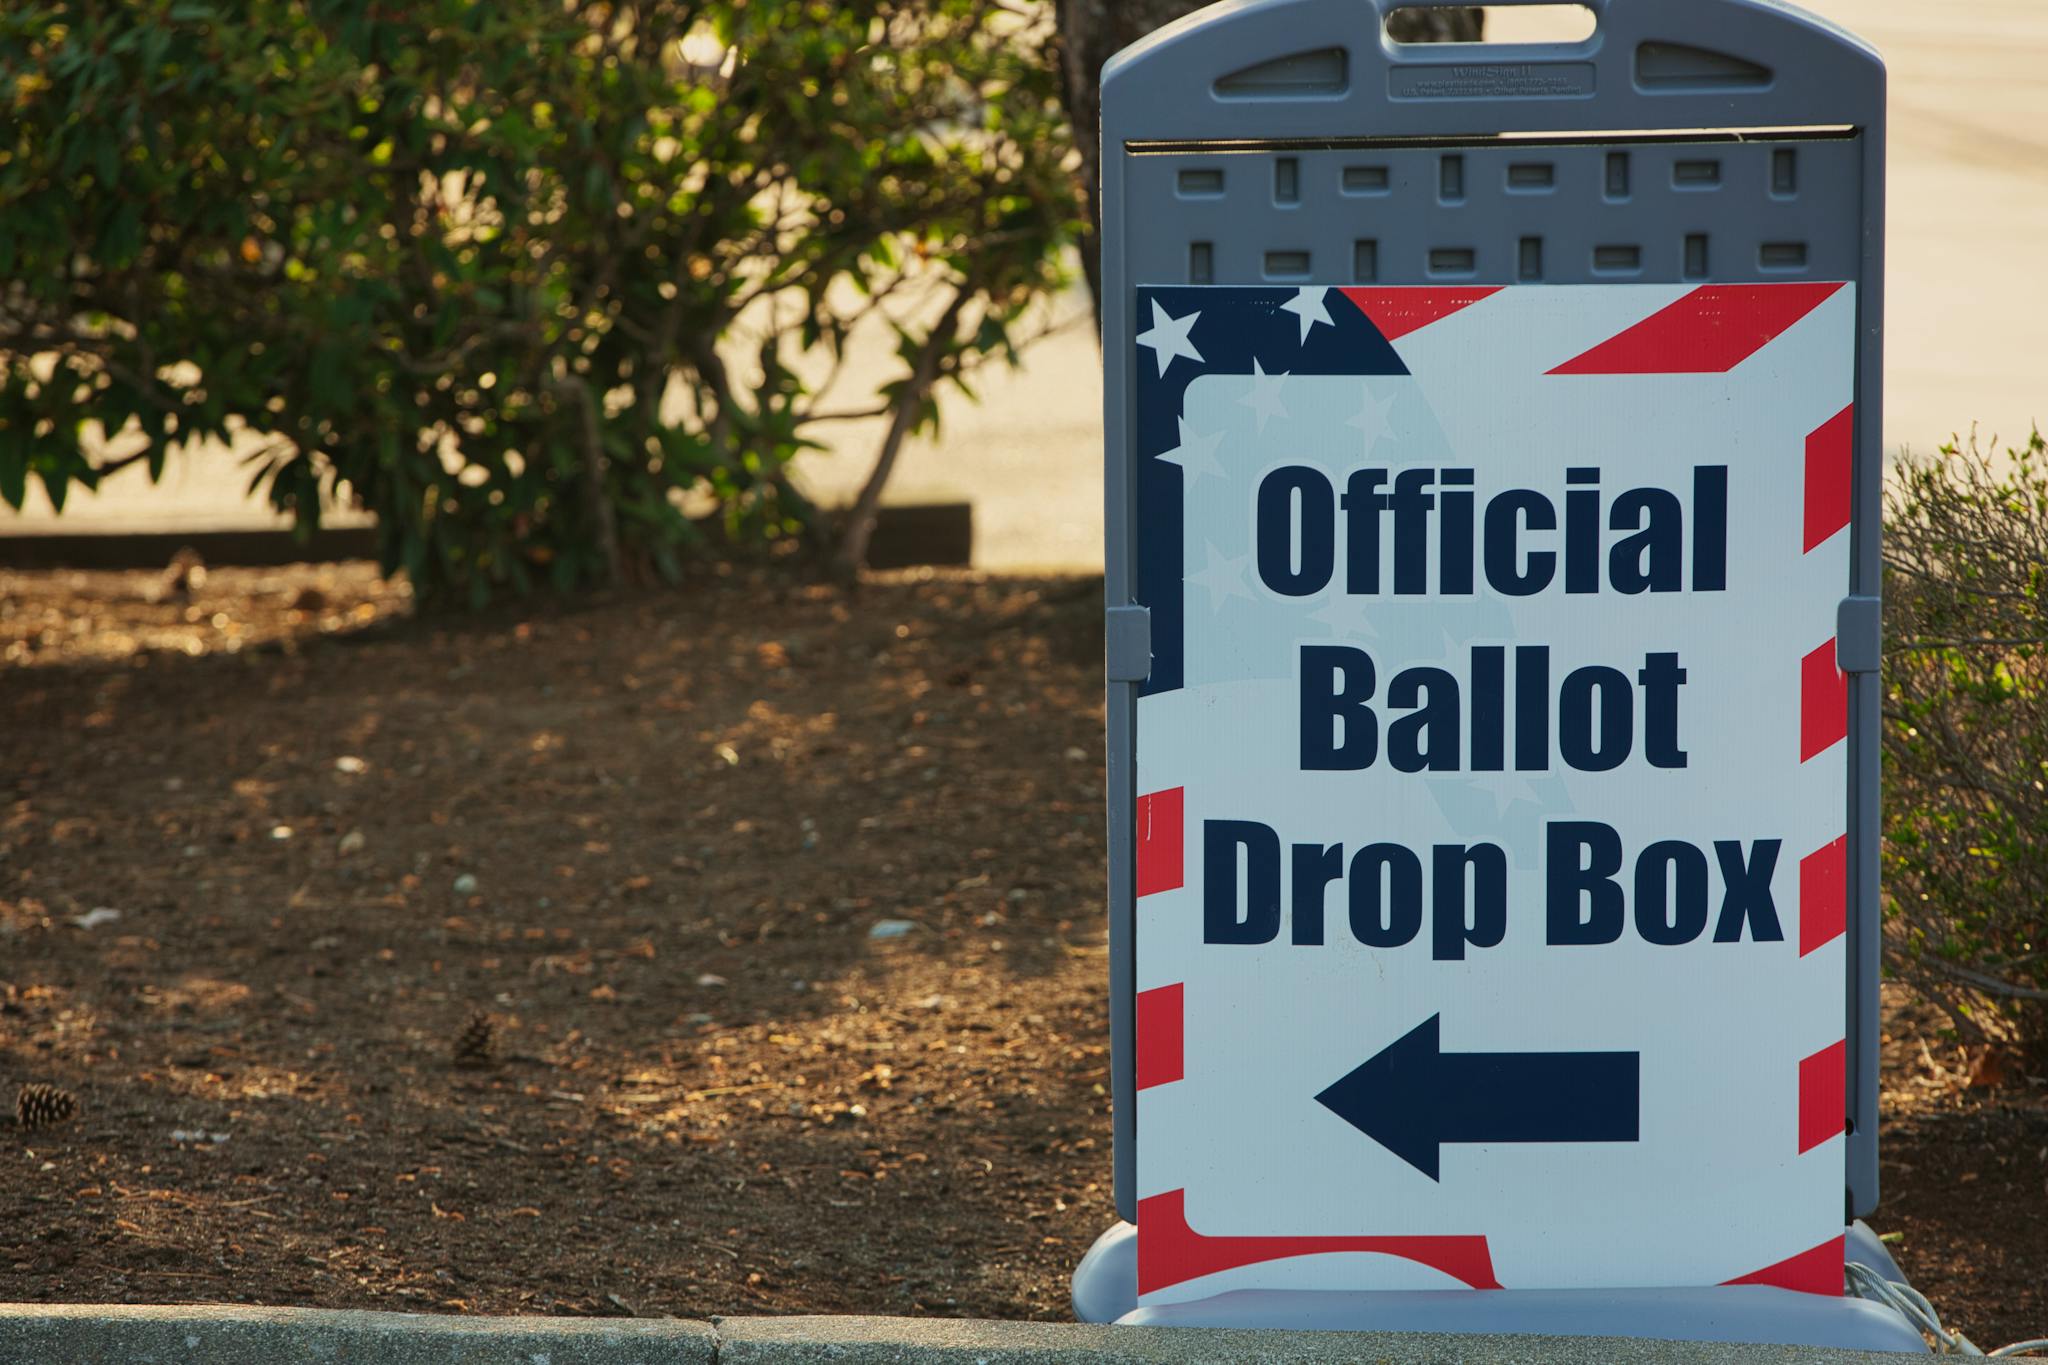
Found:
<box><xmin>1256</xmin><ymin>464</ymin><xmax>1727</xmax><ymax>599</ymax></box>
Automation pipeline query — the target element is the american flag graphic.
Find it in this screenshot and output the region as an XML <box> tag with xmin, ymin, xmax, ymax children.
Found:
<box><xmin>1128</xmin><ymin>283</ymin><xmax>1855</xmax><ymax>1302</ymax></box>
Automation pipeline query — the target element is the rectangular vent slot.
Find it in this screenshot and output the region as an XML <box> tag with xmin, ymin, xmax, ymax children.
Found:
<box><xmin>1772</xmin><ymin>148</ymin><xmax>1798</xmax><ymax>195</ymax></box>
<box><xmin>1265</xmin><ymin>250</ymin><xmax>1312</xmax><ymax>279</ymax></box>
<box><xmin>1177</xmin><ymin>168</ymin><xmax>1225</xmax><ymax>196</ymax></box>
<box><xmin>1519</xmin><ymin>237</ymin><xmax>1544</xmax><ymax>282</ymax></box>
<box><xmin>1354</xmin><ymin>239</ymin><xmax>1380</xmax><ymax>283</ymax></box>
<box><xmin>1604</xmin><ymin>151</ymin><xmax>1630</xmax><ymax>200</ymax></box>
<box><xmin>1343</xmin><ymin>165</ymin><xmax>1391</xmax><ymax>193</ymax></box>
<box><xmin>1440</xmin><ymin>154</ymin><xmax>1465</xmax><ymax>203</ymax></box>
<box><xmin>1429</xmin><ymin>247</ymin><xmax>1476</xmax><ymax>276</ymax></box>
<box><xmin>1636</xmin><ymin>40</ymin><xmax>1771</xmax><ymax>90</ymax></box>
<box><xmin>1214</xmin><ymin>47</ymin><xmax>1349</xmax><ymax>97</ymax></box>
<box><xmin>1190</xmin><ymin>242</ymin><xmax>1214</xmax><ymax>284</ymax></box>
<box><xmin>1673</xmin><ymin>159</ymin><xmax>1721</xmax><ymax>187</ymax></box>
<box><xmin>1507</xmin><ymin>163</ymin><xmax>1555</xmax><ymax>190</ymax></box>
<box><xmin>1594</xmin><ymin>244</ymin><xmax>1642</xmax><ymax>273</ymax></box>
<box><xmin>1760</xmin><ymin>241</ymin><xmax>1808</xmax><ymax>270</ymax></box>
<box><xmin>1275</xmin><ymin>157</ymin><xmax>1300</xmax><ymax>204</ymax></box>
<box><xmin>1684</xmin><ymin>233</ymin><xmax>1709</xmax><ymax>279</ymax></box>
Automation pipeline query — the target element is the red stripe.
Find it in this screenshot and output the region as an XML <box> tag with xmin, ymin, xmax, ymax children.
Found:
<box><xmin>1799</xmin><ymin>836</ymin><xmax>1848</xmax><ymax>957</ymax></box>
<box><xmin>1339</xmin><ymin>287</ymin><xmax>1501</xmax><ymax>342</ymax></box>
<box><xmin>1136</xmin><ymin>984</ymin><xmax>1185</xmax><ymax>1090</ymax></box>
<box><xmin>1136</xmin><ymin>788</ymin><xmax>1186</xmax><ymax>897</ymax></box>
<box><xmin>1803</xmin><ymin>405</ymin><xmax>1855</xmax><ymax>552</ymax></box>
<box><xmin>1548</xmin><ymin>283</ymin><xmax>1845</xmax><ymax>375</ymax></box>
<box><xmin>1136</xmin><ymin>1188</ymin><xmax>1500</xmax><ymax>1296</ymax></box>
<box><xmin>1799</xmin><ymin>640</ymin><xmax>1847</xmax><ymax>762</ymax></box>
<box><xmin>1798</xmin><ymin>1040</ymin><xmax>1848</xmax><ymax>1155</ymax></box>
<box><xmin>1724</xmin><ymin>1235</ymin><xmax>1845</xmax><ymax>1296</ymax></box>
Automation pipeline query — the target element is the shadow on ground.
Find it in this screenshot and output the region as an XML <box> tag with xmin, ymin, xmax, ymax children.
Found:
<box><xmin>1</xmin><ymin>564</ymin><xmax>2042</xmax><ymax>1347</ymax></box>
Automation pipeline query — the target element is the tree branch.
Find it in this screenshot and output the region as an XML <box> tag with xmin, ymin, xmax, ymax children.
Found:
<box><xmin>831</xmin><ymin>285</ymin><xmax>971</xmax><ymax>582</ymax></box>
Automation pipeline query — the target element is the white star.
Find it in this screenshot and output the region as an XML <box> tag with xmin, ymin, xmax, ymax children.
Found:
<box><xmin>1279</xmin><ymin>286</ymin><xmax>1335</xmax><ymax>345</ymax></box>
<box><xmin>1237</xmin><ymin>360</ymin><xmax>1290</xmax><ymax>434</ymax></box>
<box><xmin>1186</xmin><ymin>541</ymin><xmax>1253</xmax><ymax>612</ymax></box>
<box><xmin>1136</xmin><ymin>301</ymin><xmax>1203</xmax><ymax>378</ymax></box>
<box><xmin>1155</xmin><ymin>418</ymin><xmax>1227</xmax><ymax>487</ymax></box>
<box><xmin>1307</xmin><ymin>595</ymin><xmax>1380</xmax><ymax>642</ymax></box>
<box><xmin>1347</xmin><ymin>383</ymin><xmax>1398</xmax><ymax>454</ymax></box>
<box><xmin>1494</xmin><ymin>770</ymin><xmax>1566</xmax><ymax>813</ymax></box>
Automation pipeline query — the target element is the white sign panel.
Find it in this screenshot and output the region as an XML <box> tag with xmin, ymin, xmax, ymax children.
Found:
<box><xmin>1130</xmin><ymin>283</ymin><xmax>1854</xmax><ymax>1303</ymax></box>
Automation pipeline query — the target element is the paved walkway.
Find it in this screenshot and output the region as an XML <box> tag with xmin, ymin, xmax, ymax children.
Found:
<box><xmin>5</xmin><ymin>0</ymin><xmax>2041</xmax><ymax>572</ymax></box>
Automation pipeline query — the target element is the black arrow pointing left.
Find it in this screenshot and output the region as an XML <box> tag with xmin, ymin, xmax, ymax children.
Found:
<box><xmin>1315</xmin><ymin>1014</ymin><xmax>1641</xmax><ymax>1181</ymax></box>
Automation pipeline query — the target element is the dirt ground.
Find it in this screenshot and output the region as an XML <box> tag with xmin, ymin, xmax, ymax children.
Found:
<box><xmin>1</xmin><ymin>563</ymin><xmax>2043</xmax><ymax>1347</ymax></box>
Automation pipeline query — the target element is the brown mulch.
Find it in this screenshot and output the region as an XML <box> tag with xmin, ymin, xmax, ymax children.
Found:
<box><xmin>1</xmin><ymin>563</ymin><xmax>2043</xmax><ymax>1345</ymax></box>
<box><xmin>1877</xmin><ymin>996</ymin><xmax>2048</xmax><ymax>1350</ymax></box>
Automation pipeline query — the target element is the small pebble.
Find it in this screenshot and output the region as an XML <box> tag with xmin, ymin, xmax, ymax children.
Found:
<box><xmin>868</xmin><ymin>919</ymin><xmax>916</xmax><ymax>940</ymax></box>
<box><xmin>453</xmin><ymin>873</ymin><xmax>479</xmax><ymax>896</ymax></box>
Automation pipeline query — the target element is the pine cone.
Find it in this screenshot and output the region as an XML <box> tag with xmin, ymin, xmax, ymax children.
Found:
<box><xmin>17</xmin><ymin>1083</ymin><xmax>78</xmax><ymax>1131</ymax></box>
<box><xmin>454</xmin><ymin>1010</ymin><xmax>497</xmax><ymax>1067</ymax></box>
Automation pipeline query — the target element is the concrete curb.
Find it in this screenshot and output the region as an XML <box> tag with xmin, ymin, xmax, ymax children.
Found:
<box><xmin>0</xmin><ymin>1304</ymin><xmax>714</xmax><ymax>1364</ymax></box>
<box><xmin>0</xmin><ymin>1305</ymin><xmax>1921</xmax><ymax>1365</ymax></box>
<box><xmin>713</xmin><ymin>1315</ymin><xmax>1912</xmax><ymax>1362</ymax></box>
<box><xmin>0</xmin><ymin>503</ymin><xmax>973</xmax><ymax>573</ymax></box>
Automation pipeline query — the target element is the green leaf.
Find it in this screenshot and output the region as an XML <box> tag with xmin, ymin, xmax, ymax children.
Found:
<box><xmin>0</xmin><ymin>456</ymin><xmax>26</xmax><ymax>510</ymax></box>
<box><xmin>99</xmin><ymin>202</ymin><xmax>142</xmax><ymax>266</ymax></box>
<box><xmin>37</xmin><ymin>466</ymin><xmax>71</xmax><ymax>512</ymax></box>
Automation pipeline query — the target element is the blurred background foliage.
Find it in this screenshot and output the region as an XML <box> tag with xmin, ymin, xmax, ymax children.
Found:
<box><xmin>5</xmin><ymin>4</ymin><xmax>2044</xmax><ymax>1041</ymax></box>
<box><xmin>1883</xmin><ymin>429</ymin><xmax>2048</xmax><ymax>1062</ymax></box>
<box><xmin>0</xmin><ymin>0</ymin><xmax>1077</xmax><ymax>600</ymax></box>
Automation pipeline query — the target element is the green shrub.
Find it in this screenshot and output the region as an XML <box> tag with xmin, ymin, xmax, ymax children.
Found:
<box><xmin>0</xmin><ymin>1</ymin><xmax>1076</xmax><ymax>600</ymax></box>
<box><xmin>1883</xmin><ymin>428</ymin><xmax>2048</xmax><ymax>1056</ymax></box>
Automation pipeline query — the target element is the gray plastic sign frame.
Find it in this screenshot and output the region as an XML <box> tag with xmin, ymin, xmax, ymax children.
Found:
<box><xmin>1098</xmin><ymin>0</ymin><xmax>1886</xmax><ymax>1231</ymax></box>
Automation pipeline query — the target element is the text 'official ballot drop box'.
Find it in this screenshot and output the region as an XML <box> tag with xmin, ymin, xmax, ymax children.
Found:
<box><xmin>1076</xmin><ymin>0</ymin><xmax>1913</xmax><ymax>1350</ymax></box>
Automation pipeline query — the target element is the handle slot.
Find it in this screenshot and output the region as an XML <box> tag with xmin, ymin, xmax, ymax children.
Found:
<box><xmin>1384</xmin><ymin>3</ymin><xmax>1599</xmax><ymax>46</ymax></box>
